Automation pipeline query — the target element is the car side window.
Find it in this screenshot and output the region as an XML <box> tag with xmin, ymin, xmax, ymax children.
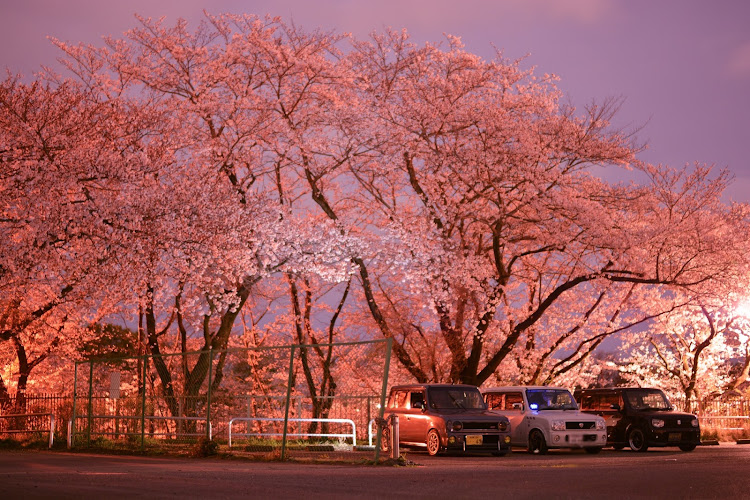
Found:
<box><xmin>580</xmin><ymin>394</ymin><xmax>595</xmax><ymax>410</ymax></box>
<box><xmin>410</xmin><ymin>391</ymin><xmax>425</xmax><ymax>409</ymax></box>
<box><xmin>505</xmin><ymin>392</ymin><xmax>523</xmax><ymax>410</ymax></box>
<box><xmin>485</xmin><ymin>393</ymin><xmax>504</xmax><ymax>410</ymax></box>
<box><xmin>602</xmin><ymin>393</ymin><xmax>620</xmax><ymax>410</ymax></box>
<box><xmin>391</xmin><ymin>390</ymin><xmax>408</xmax><ymax>409</ymax></box>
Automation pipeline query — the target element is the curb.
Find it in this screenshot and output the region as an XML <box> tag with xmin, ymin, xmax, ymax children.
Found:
<box><xmin>699</xmin><ymin>440</ymin><xmax>719</xmax><ymax>446</ymax></box>
<box><xmin>736</xmin><ymin>439</ymin><xmax>750</xmax><ymax>445</ymax></box>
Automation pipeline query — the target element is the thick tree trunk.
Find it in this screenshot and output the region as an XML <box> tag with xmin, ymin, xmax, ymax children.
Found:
<box><xmin>0</xmin><ymin>375</ymin><xmax>10</xmax><ymax>411</ymax></box>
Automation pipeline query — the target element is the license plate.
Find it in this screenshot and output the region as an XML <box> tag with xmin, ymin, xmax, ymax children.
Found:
<box><xmin>668</xmin><ymin>432</ymin><xmax>681</xmax><ymax>442</ymax></box>
<box><xmin>466</xmin><ymin>435</ymin><xmax>483</xmax><ymax>446</ymax></box>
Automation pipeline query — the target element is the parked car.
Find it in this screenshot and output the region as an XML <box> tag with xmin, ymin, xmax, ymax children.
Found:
<box><xmin>381</xmin><ymin>384</ymin><xmax>512</xmax><ymax>456</ymax></box>
<box><xmin>574</xmin><ymin>387</ymin><xmax>701</xmax><ymax>452</ymax></box>
<box><xmin>481</xmin><ymin>386</ymin><xmax>607</xmax><ymax>454</ymax></box>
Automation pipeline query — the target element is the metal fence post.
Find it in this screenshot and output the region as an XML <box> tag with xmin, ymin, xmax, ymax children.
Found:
<box><xmin>390</xmin><ymin>414</ymin><xmax>400</xmax><ymax>460</ymax></box>
<box><xmin>281</xmin><ymin>345</ymin><xmax>296</xmax><ymax>460</ymax></box>
<box><xmin>140</xmin><ymin>354</ymin><xmax>147</xmax><ymax>451</ymax></box>
<box><xmin>206</xmin><ymin>348</ymin><xmax>214</xmax><ymax>440</ymax></box>
<box><xmin>374</xmin><ymin>338</ymin><xmax>393</xmax><ymax>461</ymax></box>
<box><xmin>48</xmin><ymin>414</ymin><xmax>55</xmax><ymax>448</ymax></box>
<box><xmin>70</xmin><ymin>363</ymin><xmax>79</xmax><ymax>449</ymax></box>
<box><xmin>86</xmin><ymin>360</ymin><xmax>94</xmax><ymax>446</ymax></box>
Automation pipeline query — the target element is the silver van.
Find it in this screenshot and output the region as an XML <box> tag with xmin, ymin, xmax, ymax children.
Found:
<box><xmin>482</xmin><ymin>386</ymin><xmax>607</xmax><ymax>454</ymax></box>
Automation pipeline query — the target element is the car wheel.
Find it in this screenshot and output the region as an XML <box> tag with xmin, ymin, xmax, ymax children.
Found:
<box><xmin>426</xmin><ymin>429</ymin><xmax>441</xmax><ymax>456</ymax></box>
<box><xmin>584</xmin><ymin>447</ymin><xmax>603</xmax><ymax>454</ymax></box>
<box><xmin>380</xmin><ymin>427</ymin><xmax>391</xmax><ymax>454</ymax></box>
<box><xmin>528</xmin><ymin>429</ymin><xmax>548</xmax><ymax>455</ymax></box>
<box><xmin>679</xmin><ymin>443</ymin><xmax>697</xmax><ymax>452</ymax></box>
<box><xmin>627</xmin><ymin>428</ymin><xmax>648</xmax><ymax>452</ymax></box>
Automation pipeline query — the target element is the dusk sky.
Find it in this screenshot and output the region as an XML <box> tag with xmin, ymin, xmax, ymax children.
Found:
<box><xmin>2</xmin><ymin>0</ymin><xmax>749</xmax><ymax>201</ymax></box>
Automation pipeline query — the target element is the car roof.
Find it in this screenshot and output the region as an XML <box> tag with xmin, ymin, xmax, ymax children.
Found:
<box><xmin>575</xmin><ymin>387</ymin><xmax>655</xmax><ymax>392</ymax></box>
<box><xmin>390</xmin><ymin>383</ymin><xmax>479</xmax><ymax>391</ymax></box>
<box><xmin>481</xmin><ymin>386</ymin><xmax>570</xmax><ymax>393</ymax></box>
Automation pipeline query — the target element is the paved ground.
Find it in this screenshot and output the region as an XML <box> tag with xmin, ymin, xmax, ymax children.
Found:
<box><xmin>2</xmin><ymin>444</ymin><xmax>750</xmax><ymax>499</ymax></box>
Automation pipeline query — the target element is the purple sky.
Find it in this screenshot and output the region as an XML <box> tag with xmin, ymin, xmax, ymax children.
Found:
<box><xmin>2</xmin><ymin>0</ymin><xmax>749</xmax><ymax>201</ymax></box>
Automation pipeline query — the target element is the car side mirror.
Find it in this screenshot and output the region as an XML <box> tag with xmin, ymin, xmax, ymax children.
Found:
<box><xmin>413</xmin><ymin>400</ymin><xmax>425</xmax><ymax>410</ymax></box>
<box><xmin>512</xmin><ymin>402</ymin><xmax>524</xmax><ymax>411</ymax></box>
<box><xmin>610</xmin><ymin>403</ymin><xmax>621</xmax><ymax>411</ymax></box>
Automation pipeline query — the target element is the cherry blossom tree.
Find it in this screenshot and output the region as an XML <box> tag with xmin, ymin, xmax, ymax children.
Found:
<box><xmin>0</xmin><ymin>73</ymin><xmax>140</xmax><ymax>408</ymax></box>
<box><xmin>337</xmin><ymin>31</ymin><xmax>749</xmax><ymax>385</ymax></box>
<box><xmin>50</xmin><ymin>14</ymin><xmax>360</xmax><ymax>417</ymax></box>
<box><xmin>619</xmin><ymin>303</ymin><xmax>739</xmax><ymax>412</ymax></box>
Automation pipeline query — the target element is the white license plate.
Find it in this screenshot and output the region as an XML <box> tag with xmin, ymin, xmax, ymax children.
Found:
<box><xmin>466</xmin><ymin>435</ymin><xmax>483</xmax><ymax>446</ymax></box>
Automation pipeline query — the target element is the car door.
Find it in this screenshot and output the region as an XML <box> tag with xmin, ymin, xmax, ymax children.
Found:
<box><xmin>486</xmin><ymin>391</ymin><xmax>526</xmax><ymax>446</ymax></box>
<box><xmin>400</xmin><ymin>390</ymin><xmax>427</xmax><ymax>443</ymax></box>
<box><xmin>598</xmin><ymin>392</ymin><xmax>625</xmax><ymax>442</ymax></box>
<box><xmin>388</xmin><ymin>390</ymin><xmax>409</xmax><ymax>441</ymax></box>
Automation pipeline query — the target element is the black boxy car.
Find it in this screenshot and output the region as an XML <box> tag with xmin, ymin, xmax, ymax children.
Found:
<box><xmin>574</xmin><ymin>387</ymin><xmax>701</xmax><ymax>452</ymax></box>
<box><xmin>381</xmin><ymin>384</ymin><xmax>512</xmax><ymax>456</ymax></box>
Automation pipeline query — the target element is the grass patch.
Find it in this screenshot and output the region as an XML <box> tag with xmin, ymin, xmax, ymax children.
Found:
<box><xmin>701</xmin><ymin>427</ymin><xmax>750</xmax><ymax>442</ymax></box>
<box><xmin>0</xmin><ymin>434</ymin><xmax>57</xmax><ymax>450</ymax></box>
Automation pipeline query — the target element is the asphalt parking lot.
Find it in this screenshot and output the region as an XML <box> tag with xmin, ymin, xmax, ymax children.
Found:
<box><xmin>2</xmin><ymin>444</ymin><xmax>750</xmax><ymax>499</ymax></box>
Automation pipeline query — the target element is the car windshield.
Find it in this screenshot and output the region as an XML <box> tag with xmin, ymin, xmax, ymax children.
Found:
<box><xmin>428</xmin><ymin>387</ymin><xmax>486</xmax><ymax>410</ymax></box>
<box><xmin>526</xmin><ymin>389</ymin><xmax>578</xmax><ymax>411</ymax></box>
<box><xmin>625</xmin><ymin>389</ymin><xmax>672</xmax><ymax>411</ymax></box>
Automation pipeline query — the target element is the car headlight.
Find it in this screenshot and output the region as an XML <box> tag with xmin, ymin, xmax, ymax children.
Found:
<box><xmin>450</xmin><ymin>420</ymin><xmax>463</xmax><ymax>431</ymax></box>
<box><xmin>691</xmin><ymin>418</ymin><xmax>699</xmax><ymax>428</ymax></box>
<box><xmin>596</xmin><ymin>420</ymin><xmax>606</xmax><ymax>431</ymax></box>
<box><xmin>498</xmin><ymin>421</ymin><xmax>508</xmax><ymax>432</ymax></box>
<box><xmin>652</xmin><ymin>418</ymin><xmax>665</xmax><ymax>428</ymax></box>
<box><xmin>551</xmin><ymin>420</ymin><xmax>565</xmax><ymax>431</ymax></box>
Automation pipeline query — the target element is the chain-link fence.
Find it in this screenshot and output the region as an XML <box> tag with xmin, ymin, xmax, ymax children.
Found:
<box><xmin>71</xmin><ymin>339</ymin><xmax>392</xmax><ymax>461</ymax></box>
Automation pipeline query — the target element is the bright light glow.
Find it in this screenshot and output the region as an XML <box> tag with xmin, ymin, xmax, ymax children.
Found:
<box><xmin>737</xmin><ymin>300</ymin><xmax>750</xmax><ymax>318</ymax></box>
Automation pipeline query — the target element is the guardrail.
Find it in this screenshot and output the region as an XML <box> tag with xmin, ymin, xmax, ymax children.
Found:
<box><xmin>698</xmin><ymin>415</ymin><xmax>750</xmax><ymax>430</ymax></box>
<box><xmin>228</xmin><ymin>417</ymin><xmax>356</xmax><ymax>447</ymax></box>
<box><xmin>70</xmin><ymin>415</ymin><xmax>212</xmax><ymax>447</ymax></box>
<box><xmin>0</xmin><ymin>413</ymin><xmax>55</xmax><ymax>448</ymax></box>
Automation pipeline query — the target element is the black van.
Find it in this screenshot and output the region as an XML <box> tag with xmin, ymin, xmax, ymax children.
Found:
<box><xmin>574</xmin><ymin>387</ymin><xmax>700</xmax><ymax>452</ymax></box>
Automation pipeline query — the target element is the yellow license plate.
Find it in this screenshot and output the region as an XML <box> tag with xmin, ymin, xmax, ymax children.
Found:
<box><xmin>668</xmin><ymin>433</ymin><xmax>681</xmax><ymax>442</ymax></box>
<box><xmin>466</xmin><ymin>435</ymin><xmax>483</xmax><ymax>446</ymax></box>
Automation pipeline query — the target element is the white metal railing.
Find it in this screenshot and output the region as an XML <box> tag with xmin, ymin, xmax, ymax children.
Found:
<box><xmin>71</xmin><ymin>415</ymin><xmax>212</xmax><ymax>444</ymax></box>
<box><xmin>0</xmin><ymin>413</ymin><xmax>55</xmax><ymax>448</ymax></box>
<box><xmin>228</xmin><ymin>417</ymin><xmax>356</xmax><ymax>447</ymax></box>
<box><xmin>698</xmin><ymin>415</ymin><xmax>750</xmax><ymax>430</ymax></box>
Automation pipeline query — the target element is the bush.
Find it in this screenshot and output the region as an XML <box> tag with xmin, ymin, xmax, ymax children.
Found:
<box><xmin>193</xmin><ymin>437</ymin><xmax>219</xmax><ymax>457</ymax></box>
